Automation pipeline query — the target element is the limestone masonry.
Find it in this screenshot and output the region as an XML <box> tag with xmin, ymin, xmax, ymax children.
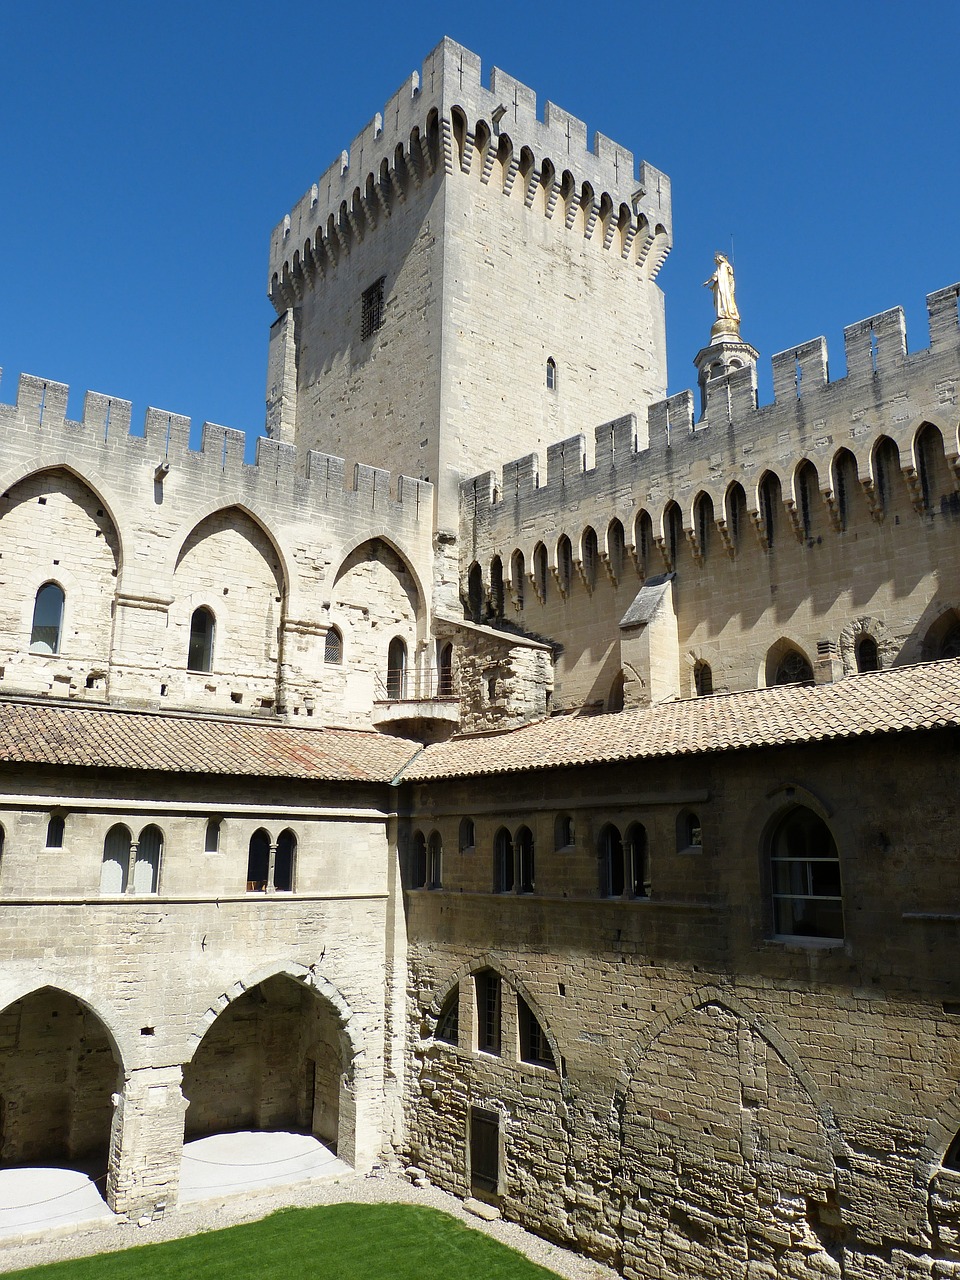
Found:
<box><xmin>0</xmin><ymin>35</ymin><xmax>959</xmax><ymax>1280</ymax></box>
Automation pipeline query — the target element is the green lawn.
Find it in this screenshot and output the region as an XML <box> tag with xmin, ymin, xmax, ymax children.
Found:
<box><xmin>5</xmin><ymin>1202</ymin><xmax>564</xmax><ymax>1279</ymax></box>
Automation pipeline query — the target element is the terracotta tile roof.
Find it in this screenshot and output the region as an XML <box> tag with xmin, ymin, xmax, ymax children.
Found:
<box><xmin>0</xmin><ymin>701</ymin><xmax>420</xmax><ymax>783</ymax></box>
<box><xmin>402</xmin><ymin>659</ymin><xmax>960</xmax><ymax>782</ymax></box>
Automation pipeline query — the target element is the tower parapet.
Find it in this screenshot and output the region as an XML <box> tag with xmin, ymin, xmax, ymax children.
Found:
<box><xmin>268</xmin><ymin>37</ymin><xmax>672</xmax><ymax>309</ymax></box>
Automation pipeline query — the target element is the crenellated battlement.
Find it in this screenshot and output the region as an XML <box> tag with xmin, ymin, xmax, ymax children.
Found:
<box><xmin>0</xmin><ymin>370</ymin><xmax>432</xmax><ymax>524</ymax></box>
<box><xmin>462</xmin><ymin>282</ymin><xmax>960</xmax><ymax>568</ymax></box>
<box><xmin>268</xmin><ymin>36</ymin><xmax>671</xmax><ymax>308</ymax></box>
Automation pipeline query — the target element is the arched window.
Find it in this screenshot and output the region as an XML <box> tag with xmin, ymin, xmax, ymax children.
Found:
<box><xmin>665</xmin><ymin>503</ymin><xmax>683</xmax><ymax>567</ymax></box>
<box><xmin>556</xmin><ymin>535</ymin><xmax>572</xmax><ymax>595</ymax></box>
<box><xmin>45</xmin><ymin>814</ymin><xmax>65</xmax><ymax>849</ymax></box>
<box><xmin>188</xmin><ymin>606</ymin><xmax>215</xmax><ymax>673</ymax></box>
<box><xmin>773</xmin><ymin>648</ymin><xmax>814</xmax><ymax>685</ymax></box>
<box><xmin>533</xmin><ymin>543</ymin><xmax>548</xmax><ymax>601</ymax></box>
<box><xmin>694</xmin><ymin>661</ymin><xmax>713</xmax><ymax>696</ymax></box>
<box><xmin>427</xmin><ymin>830</ymin><xmax>442</xmax><ymax>889</ymax></box>
<box><xmin>581</xmin><ymin>527</ymin><xmax>598</xmax><ymax>591</ymax></box>
<box><xmin>796</xmin><ymin>462</ymin><xmax>818</xmax><ymax>540</ymax></box>
<box><xmin>134</xmin><ymin>824</ymin><xmax>162</xmax><ymax>894</ymax></box>
<box><xmin>100</xmin><ymin>824</ymin><xmax>132</xmax><ymax>895</ymax></box>
<box><xmin>874</xmin><ymin>437</ymin><xmax>901</xmax><ymax>515</ymax></box>
<box><xmin>855</xmin><ymin>636</ymin><xmax>879</xmax><ymax>673</ymax></box>
<box><xmin>409</xmin><ymin>830</ymin><xmax>427</xmax><ymax>889</ymax></box>
<box><xmin>833</xmin><ymin>450</ymin><xmax>857</xmax><ymax>530</ymax></box>
<box><xmin>515</xmin><ymin>826</ymin><xmax>534</xmax><ymax>894</ymax></box>
<box><xmin>695</xmin><ymin>494</ymin><xmax>713</xmax><ymax>560</ymax></box>
<box><xmin>204</xmin><ymin>817</ymin><xmax>221</xmax><ymax>853</ymax></box>
<box><xmin>518</xmin><ymin>995</ymin><xmax>555</xmax><ymax>1067</ymax></box>
<box><xmin>30</xmin><ymin>582</ymin><xmax>64</xmax><ymax>654</ymax></box>
<box><xmin>459</xmin><ymin>817</ymin><xmax>475</xmax><ymax>852</ymax></box>
<box><xmin>554</xmin><ymin>814</ymin><xmax>574</xmax><ymax>850</ymax></box>
<box><xmin>324</xmin><ymin>626</ymin><xmax>343</xmax><ymax>664</ymax></box>
<box><xmin>599</xmin><ymin>824</ymin><xmax>624</xmax><ymax>897</ymax></box>
<box><xmin>760</xmin><ymin>473</ymin><xmax>781</xmax><ymax>548</ymax></box>
<box><xmin>626</xmin><ymin>823</ymin><xmax>650</xmax><ymax>898</ymax></box>
<box><xmin>246</xmin><ymin>828</ymin><xmax>271</xmax><ymax>892</ymax></box>
<box><xmin>274</xmin><ymin>828</ymin><xmax>296</xmax><ymax>892</ymax></box>
<box><xmin>769</xmin><ymin>807</ymin><xmax>844</xmax><ymax>941</ymax></box>
<box><xmin>726</xmin><ymin>483</ymin><xmax>747</xmax><ymax>552</ymax></box>
<box><xmin>635</xmin><ymin>510</ymin><xmax>653</xmax><ymax>575</ymax></box>
<box><xmin>386</xmin><ymin>636</ymin><xmax>407</xmax><ymax>699</ymax></box>
<box><xmin>510</xmin><ymin>549</ymin><xmax>525</xmax><ymax>609</ymax></box>
<box><xmin>435</xmin><ymin>987</ymin><xmax>459</xmax><ymax>1045</ymax></box>
<box><xmin>676</xmin><ymin>810</ymin><xmax>702</xmax><ymax>852</ymax></box>
<box><xmin>546</xmin><ymin>357</ymin><xmax>557</xmax><ymax>390</ymax></box>
<box><xmin>494</xmin><ymin>827</ymin><xmax>514</xmax><ymax>893</ymax></box>
<box><xmin>607</xmin><ymin>519</ymin><xmax>625</xmax><ymax>580</ymax></box>
<box><xmin>437</xmin><ymin>642</ymin><xmax>454</xmax><ymax>697</ymax></box>
<box><xmin>467</xmin><ymin>562</ymin><xmax>484</xmax><ymax>621</ymax></box>
<box><xmin>489</xmin><ymin>556</ymin><xmax>504</xmax><ymax>618</ymax></box>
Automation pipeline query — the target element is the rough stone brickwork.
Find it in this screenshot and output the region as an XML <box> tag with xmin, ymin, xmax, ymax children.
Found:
<box><xmin>0</xmin><ymin>35</ymin><xmax>959</xmax><ymax>1280</ymax></box>
<box><xmin>401</xmin><ymin>730</ymin><xmax>960</xmax><ymax>1278</ymax></box>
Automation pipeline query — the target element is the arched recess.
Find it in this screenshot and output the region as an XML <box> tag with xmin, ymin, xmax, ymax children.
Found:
<box><xmin>182</xmin><ymin>970</ymin><xmax>358</xmax><ymax>1163</ymax></box>
<box><xmin>0</xmin><ymin>986</ymin><xmax>123</xmax><ymax>1175</ymax></box>
<box><xmin>172</xmin><ymin>506</ymin><xmax>286</xmax><ymax>682</ymax></box>
<box><xmin>330</xmin><ymin>536</ymin><xmax>425</xmax><ymax>705</ymax></box>
<box><xmin>619</xmin><ymin>993</ymin><xmax>843</xmax><ymax>1279</ymax></box>
<box><xmin>0</xmin><ymin>467</ymin><xmax>122</xmax><ymax>666</ymax></box>
<box><xmin>916</xmin><ymin>1086</ymin><xmax>960</xmax><ymax>1256</ymax></box>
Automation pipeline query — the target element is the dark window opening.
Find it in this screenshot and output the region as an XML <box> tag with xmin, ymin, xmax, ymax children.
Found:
<box><xmin>427</xmin><ymin>830</ymin><xmax>442</xmax><ymax>889</ymax></box>
<box><xmin>494</xmin><ymin>827</ymin><xmax>514</xmax><ymax>893</ymax></box>
<box><xmin>516</xmin><ymin>826</ymin><xmax>534</xmax><ymax>894</ymax></box>
<box><xmin>627</xmin><ymin>823</ymin><xmax>651</xmax><ymax>898</ymax></box>
<box><xmin>386</xmin><ymin>636</ymin><xmax>407</xmax><ymax>699</ymax></box>
<box><xmin>45</xmin><ymin>814</ymin><xmax>65</xmax><ymax>848</ymax></box>
<box><xmin>554</xmin><ymin>814</ymin><xmax>574</xmax><ymax>850</ymax></box>
<box><xmin>204</xmin><ymin>817</ymin><xmax>221</xmax><ymax>853</ymax></box>
<box><xmin>438</xmin><ymin>642</ymin><xmax>454</xmax><ymax>696</ymax></box>
<box><xmin>694</xmin><ymin>661</ymin><xmax>713</xmax><ymax>696</ymax></box>
<box><xmin>600</xmin><ymin>824</ymin><xmax>624</xmax><ymax>897</ymax></box>
<box><xmin>361</xmin><ymin>276</ymin><xmax>386</xmax><ymax>340</ymax></box>
<box><xmin>459</xmin><ymin>817</ymin><xmax>475</xmax><ymax>853</ymax></box>
<box><xmin>855</xmin><ymin>636</ymin><xmax>879</xmax><ymax>673</ymax></box>
<box><xmin>774</xmin><ymin>649</ymin><xmax>814</xmax><ymax>685</ymax></box>
<box><xmin>274</xmin><ymin>828</ymin><xmax>296</xmax><ymax>892</ymax></box>
<box><xmin>410</xmin><ymin>830</ymin><xmax>427</xmax><ymax>889</ymax></box>
<box><xmin>546</xmin><ymin>357</ymin><xmax>557</xmax><ymax>391</ymax></box>
<box><xmin>246</xmin><ymin>828</ymin><xmax>270</xmax><ymax>892</ymax></box>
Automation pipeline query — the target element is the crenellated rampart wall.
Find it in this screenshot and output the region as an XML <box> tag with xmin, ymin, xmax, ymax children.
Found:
<box><xmin>0</xmin><ymin>370</ymin><xmax>434</xmax><ymax>722</ymax></box>
<box><xmin>460</xmin><ymin>284</ymin><xmax>960</xmax><ymax>709</ymax></box>
<box><xmin>463</xmin><ymin>283</ymin><xmax>960</xmax><ymax>568</ymax></box>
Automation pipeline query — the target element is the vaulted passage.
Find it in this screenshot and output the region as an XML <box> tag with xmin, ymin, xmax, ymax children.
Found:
<box><xmin>182</xmin><ymin>976</ymin><xmax>350</xmax><ymax>1155</ymax></box>
<box><xmin>0</xmin><ymin>988</ymin><xmax>119</xmax><ymax>1173</ymax></box>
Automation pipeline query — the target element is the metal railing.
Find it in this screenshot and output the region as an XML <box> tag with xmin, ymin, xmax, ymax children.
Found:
<box><xmin>374</xmin><ymin>665</ymin><xmax>457</xmax><ymax>702</ymax></box>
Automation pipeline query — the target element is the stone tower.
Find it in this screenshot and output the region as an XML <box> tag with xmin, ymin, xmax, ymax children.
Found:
<box><xmin>265</xmin><ymin>38</ymin><xmax>673</xmax><ymax>531</ymax></box>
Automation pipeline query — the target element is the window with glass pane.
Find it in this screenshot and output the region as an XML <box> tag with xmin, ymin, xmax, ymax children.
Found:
<box><xmin>770</xmin><ymin>808</ymin><xmax>844</xmax><ymax>940</ymax></box>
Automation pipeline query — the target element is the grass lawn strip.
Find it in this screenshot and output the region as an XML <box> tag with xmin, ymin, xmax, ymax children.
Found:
<box><xmin>3</xmin><ymin>1202</ymin><xmax>565</xmax><ymax>1279</ymax></box>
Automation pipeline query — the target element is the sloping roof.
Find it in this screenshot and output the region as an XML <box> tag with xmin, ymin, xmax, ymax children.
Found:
<box><xmin>0</xmin><ymin>701</ymin><xmax>420</xmax><ymax>783</ymax></box>
<box><xmin>401</xmin><ymin>659</ymin><xmax>960</xmax><ymax>782</ymax></box>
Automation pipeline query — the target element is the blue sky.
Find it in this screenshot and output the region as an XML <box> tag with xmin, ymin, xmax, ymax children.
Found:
<box><xmin>1</xmin><ymin>2</ymin><xmax>957</xmax><ymax>452</ymax></box>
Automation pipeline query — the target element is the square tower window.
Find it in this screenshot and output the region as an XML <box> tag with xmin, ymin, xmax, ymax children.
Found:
<box><xmin>361</xmin><ymin>277</ymin><xmax>386</xmax><ymax>340</ymax></box>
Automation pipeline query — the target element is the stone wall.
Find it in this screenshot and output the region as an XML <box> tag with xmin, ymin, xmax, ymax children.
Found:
<box><xmin>400</xmin><ymin>730</ymin><xmax>960</xmax><ymax>1278</ymax></box>
<box><xmin>0</xmin><ymin>763</ymin><xmax>404</xmax><ymax>1214</ymax></box>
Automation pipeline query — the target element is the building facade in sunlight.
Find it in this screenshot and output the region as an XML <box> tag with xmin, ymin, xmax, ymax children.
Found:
<box><xmin>0</xmin><ymin>37</ymin><xmax>959</xmax><ymax>1279</ymax></box>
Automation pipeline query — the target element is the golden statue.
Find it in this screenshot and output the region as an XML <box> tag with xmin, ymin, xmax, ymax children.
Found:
<box><xmin>703</xmin><ymin>253</ymin><xmax>739</xmax><ymax>324</ymax></box>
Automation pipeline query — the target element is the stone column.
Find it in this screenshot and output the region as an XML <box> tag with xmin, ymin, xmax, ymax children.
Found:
<box><xmin>106</xmin><ymin>1066</ymin><xmax>187</xmax><ymax>1218</ymax></box>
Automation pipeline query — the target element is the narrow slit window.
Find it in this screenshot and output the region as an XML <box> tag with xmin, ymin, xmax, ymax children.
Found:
<box><xmin>324</xmin><ymin>626</ymin><xmax>343</xmax><ymax>664</ymax></box>
<box><xmin>45</xmin><ymin>814</ymin><xmax>65</xmax><ymax>849</ymax></box>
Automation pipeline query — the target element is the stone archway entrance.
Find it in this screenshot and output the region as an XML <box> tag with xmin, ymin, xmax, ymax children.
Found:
<box><xmin>0</xmin><ymin>987</ymin><xmax>120</xmax><ymax>1173</ymax></box>
<box><xmin>0</xmin><ymin>987</ymin><xmax>121</xmax><ymax>1233</ymax></box>
<box><xmin>182</xmin><ymin>974</ymin><xmax>351</xmax><ymax>1156</ymax></box>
